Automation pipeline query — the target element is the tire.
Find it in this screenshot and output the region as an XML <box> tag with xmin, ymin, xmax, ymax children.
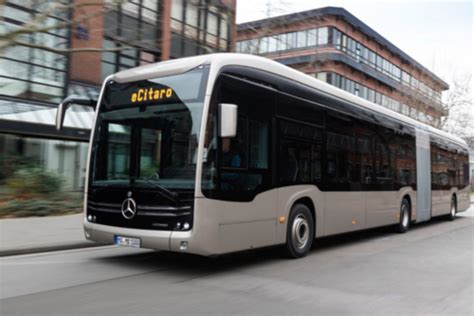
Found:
<box><xmin>396</xmin><ymin>198</ymin><xmax>410</xmax><ymax>234</ymax></box>
<box><xmin>285</xmin><ymin>204</ymin><xmax>314</xmax><ymax>258</ymax></box>
<box><xmin>448</xmin><ymin>195</ymin><xmax>457</xmax><ymax>221</ymax></box>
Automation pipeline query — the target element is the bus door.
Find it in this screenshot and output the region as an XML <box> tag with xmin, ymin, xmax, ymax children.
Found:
<box><xmin>204</xmin><ymin>74</ymin><xmax>277</xmax><ymax>252</ymax></box>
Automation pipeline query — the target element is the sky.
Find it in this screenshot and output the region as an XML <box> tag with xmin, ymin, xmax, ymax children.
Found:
<box><xmin>236</xmin><ymin>0</ymin><xmax>474</xmax><ymax>87</ymax></box>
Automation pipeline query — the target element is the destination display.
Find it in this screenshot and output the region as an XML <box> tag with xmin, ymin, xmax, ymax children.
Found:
<box><xmin>106</xmin><ymin>81</ymin><xmax>182</xmax><ymax>108</ymax></box>
<box><xmin>130</xmin><ymin>87</ymin><xmax>174</xmax><ymax>103</ymax></box>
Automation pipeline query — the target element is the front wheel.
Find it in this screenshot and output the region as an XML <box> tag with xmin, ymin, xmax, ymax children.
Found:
<box><xmin>285</xmin><ymin>204</ymin><xmax>314</xmax><ymax>258</ymax></box>
<box><xmin>396</xmin><ymin>198</ymin><xmax>410</xmax><ymax>233</ymax></box>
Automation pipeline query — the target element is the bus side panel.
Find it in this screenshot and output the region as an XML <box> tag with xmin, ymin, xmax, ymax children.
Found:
<box><xmin>190</xmin><ymin>190</ymin><xmax>278</xmax><ymax>255</ymax></box>
<box><xmin>435</xmin><ymin>188</ymin><xmax>457</xmax><ymax>216</ymax></box>
<box><xmin>457</xmin><ymin>186</ymin><xmax>471</xmax><ymax>212</ymax></box>
<box><xmin>324</xmin><ymin>192</ymin><xmax>366</xmax><ymax>235</ymax></box>
<box><xmin>431</xmin><ymin>189</ymin><xmax>448</xmax><ymax>217</ymax></box>
<box><xmin>365</xmin><ymin>191</ymin><xmax>399</xmax><ymax>228</ymax></box>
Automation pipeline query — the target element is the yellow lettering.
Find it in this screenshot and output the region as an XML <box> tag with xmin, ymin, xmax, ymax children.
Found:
<box><xmin>148</xmin><ymin>88</ymin><xmax>154</xmax><ymax>100</ymax></box>
<box><xmin>133</xmin><ymin>87</ymin><xmax>174</xmax><ymax>104</ymax></box>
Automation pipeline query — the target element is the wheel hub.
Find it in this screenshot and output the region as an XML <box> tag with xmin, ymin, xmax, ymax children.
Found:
<box><xmin>292</xmin><ymin>214</ymin><xmax>309</xmax><ymax>250</ymax></box>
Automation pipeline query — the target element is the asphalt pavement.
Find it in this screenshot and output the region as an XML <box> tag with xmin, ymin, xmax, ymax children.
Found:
<box><xmin>1</xmin><ymin>206</ymin><xmax>473</xmax><ymax>315</ymax></box>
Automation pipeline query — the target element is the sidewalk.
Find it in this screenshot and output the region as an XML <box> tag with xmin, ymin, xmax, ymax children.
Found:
<box><xmin>0</xmin><ymin>214</ymin><xmax>98</xmax><ymax>257</ymax></box>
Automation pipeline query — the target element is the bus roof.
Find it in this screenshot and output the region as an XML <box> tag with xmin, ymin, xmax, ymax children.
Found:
<box><xmin>113</xmin><ymin>53</ymin><xmax>467</xmax><ymax>149</ymax></box>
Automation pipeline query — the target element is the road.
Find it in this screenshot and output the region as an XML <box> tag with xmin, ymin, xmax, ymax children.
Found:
<box><xmin>1</xmin><ymin>208</ymin><xmax>473</xmax><ymax>315</ymax></box>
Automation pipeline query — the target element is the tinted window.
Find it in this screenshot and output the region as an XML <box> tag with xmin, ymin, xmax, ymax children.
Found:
<box><xmin>277</xmin><ymin>94</ymin><xmax>324</xmax><ymax>126</ymax></box>
<box><xmin>277</xmin><ymin>93</ymin><xmax>324</xmax><ymax>188</ymax></box>
<box><xmin>372</xmin><ymin>125</ymin><xmax>395</xmax><ymax>189</ymax></box>
<box><xmin>202</xmin><ymin>74</ymin><xmax>274</xmax><ymax>201</ymax></box>
<box><xmin>431</xmin><ymin>137</ymin><xmax>470</xmax><ymax>190</ymax></box>
<box><xmin>325</xmin><ymin>112</ymin><xmax>360</xmax><ymax>191</ymax></box>
<box><xmin>278</xmin><ymin>120</ymin><xmax>322</xmax><ymax>186</ymax></box>
<box><xmin>393</xmin><ymin>133</ymin><xmax>416</xmax><ymax>188</ymax></box>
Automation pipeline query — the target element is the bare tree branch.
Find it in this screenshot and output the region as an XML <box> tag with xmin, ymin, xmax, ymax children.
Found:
<box><xmin>0</xmin><ymin>0</ymin><xmax>125</xmax><ymax>53</ymax></box>
<box><xmin>11</xmin><ymin>39</ymin><xmax>133</xmax><ymax>54</ymax></box>
<box><xmin>439</xmin><ymin>73</ymin><xmax>473</xmax><ymax>138</ymax></box>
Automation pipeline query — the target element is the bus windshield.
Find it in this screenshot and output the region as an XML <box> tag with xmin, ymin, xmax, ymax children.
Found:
<box><xmin>90</xmin><ymin>66</ymin><xmax>209</xmax><ymax>191</ymax></box>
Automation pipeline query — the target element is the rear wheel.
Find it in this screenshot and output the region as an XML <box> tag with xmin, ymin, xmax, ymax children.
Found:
<box><xmin>285</xmin><ymin>204</ymin><xmax>314</xmax><ymax>258</ymax></box>
<box><xmin>448</xmin><ymin>195</ymin><xmax>457</xmax><ymax>221</ymax></box>
<box><xmin>396</xmin><ymin>198</ymin><xmax>410</xmax><ymax>233</ymax></box>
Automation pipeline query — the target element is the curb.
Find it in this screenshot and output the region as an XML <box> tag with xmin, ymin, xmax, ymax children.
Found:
<box><xmin>0</xmin><ymin>241</ymin><xmax>103</xmax><ymax>257</ymax></box>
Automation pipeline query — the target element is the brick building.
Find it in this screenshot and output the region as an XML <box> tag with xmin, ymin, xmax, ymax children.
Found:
<box><xmin>0</xmin><ymin>0</ymin><xmax>236</xmax><ymax>190</ymax></box>
<box><xmin>236</xmin><ymin>7</ymin><xmax>448</xmax><ymax>127</ymax></box>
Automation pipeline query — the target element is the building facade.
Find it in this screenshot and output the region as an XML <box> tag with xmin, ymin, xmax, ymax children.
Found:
<box><xmin>0</xmin><ymin>0</ymin><xmax>236</xmax><ymax>190</ymax></box>
<box><xmin>236</xmin><ymin>7</ymin><xmax>448</xmax><ymax>127</ymax></box>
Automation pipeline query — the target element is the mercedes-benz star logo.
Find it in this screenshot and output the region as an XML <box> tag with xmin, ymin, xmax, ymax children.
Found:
<box><xmin>121</xmin><ymin>197</ymin><xmax>137</xmax><ymax>220</ymax></box>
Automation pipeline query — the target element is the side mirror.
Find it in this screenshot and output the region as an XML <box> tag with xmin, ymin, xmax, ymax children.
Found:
<box><xmin>56</xmin><ymin>95</ymin><xmax>97</xmax><ymax>131</ymax></box>
<box><xmin>218</xmin><ymin>103</ymin><xmax>237</xmax><ymax>138</ymax></box>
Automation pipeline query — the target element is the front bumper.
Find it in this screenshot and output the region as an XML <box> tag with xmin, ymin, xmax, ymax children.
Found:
<box><xmin>84</xmin><ymin>219</ymin><xmax>213</xmax><ymax>256</ymax></box>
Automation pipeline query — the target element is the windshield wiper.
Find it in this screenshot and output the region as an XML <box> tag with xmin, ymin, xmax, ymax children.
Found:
<box><xmin>129</xmin><ymin>177</ymin><xmax>178</xmax><ymax>203</ymax></box>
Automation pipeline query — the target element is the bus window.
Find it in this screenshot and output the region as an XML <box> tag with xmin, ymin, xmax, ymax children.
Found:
<box><xmin>106</xmin><ymin>123</ymin><xmax>131</xmax><ymax>180</ymax></box>
<box><xmin>140</xmin><ymin>128</ymin><xmax>161</xmax><ymax>178</ymax></box>
<box><xmin>249</xmin><ymin>120</ymin><xmax>269</xmax><ymax>169</ymax></box>
<box><xmin>219</xmin><ymin>116</ymin><xmax>269</xmax><ymax>195</ymax></box>
<box><xmin>202</xmin><ymin>74</ymin><xmax>274</xmax><ymax>201</ymax></box>
<box><xmin>280</xmin><ymin>141</ymin><xmax>311</xmax><ymax>184</ymax></box>
<box><xmin>325</xmin><ymin>112</ymin><xmax>359</xmax><ymax>190</ymax></box>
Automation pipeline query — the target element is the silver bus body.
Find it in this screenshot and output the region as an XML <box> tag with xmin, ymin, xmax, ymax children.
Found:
<box><xmin>81</xmin><ymin>53</ymin><xmax>470</xmax><ymax>256</ymax></box>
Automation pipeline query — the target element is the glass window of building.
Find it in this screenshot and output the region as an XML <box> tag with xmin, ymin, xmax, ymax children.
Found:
<box><xmin>258</xmin><ymin>37</ymin><xmax>268</xmax><ymax>53</ymax></box>
<box><xmin>360</xmin><ymin>86</ymin><xmax>367</xmax><ymax>99</ymax></box>
<box><xmin>307</xmin><ymin>29</ymin><xmax>317</xmax><ymax>46</ymax></box>
<box><xmin>249</xmin><ymin>38</ymin><xmax>258</xmax><ymax>54</ymax></box>
<box><xmin>402</xmin><ymin>71</ymin><xmax>410</xmax><ymax>84</ymax></box>
<box><xmin>287</xmin><ymin>32</ymin><xmax>297</xmax><ymax>49</ymax></box>
<box><xmin>207</xmin><ymin>12</ymin><xmax>218</xmax><ymax>35</ymax></box>
<box><xmin>268</xmin><ymin>36</ymin><xmax>277</xmax><ymax>52</ymax></box>
<box><xmin>376</xmin><ymin>55</ymin><xmax>383</xmax><ymax>71</ymax></box>
<box><xmin>171</xmin><ymin>0</ymin><xmax>183</xmax><ymax>20</ymax></box>
<box><xmin>297</xmin><ymin>30</ymin><xmax>307</xmax><ymax>48</ymax></box>
<box><xmin>317</xmin><ymin>27</ymin><xmax>328</xmax><ymax>45</ymax></box>
<box><xmin>354</xmin><ymin>83</ymin><xmax>360</xmax><ymax>96</ymax></box>
<box><xmin>277</xmin><ymin>33</ymin><xmax>287</xmax><ymax>51</ymax></box>
<box><xmin>368</xmin><ymin>50</ymin><xmax>376</xmax><ymax>66</ymax></box>
<box><xmin>220</xmin><ymin>18</ymin><xmax>228</xmax><ymax>40</ymax></box>
<box><xmin>393</xmin><ymin>65</ymin><xmax>401</xmax><ymax>81</ymax></box>
<box><xmin>241</xmin><ymin>40</ymin><xmax>250</xmax><ymax>53</ymax></box>
<box><xmin>332</xmin><ymin>28</ymin><xmax>342</xmax><ymax>49</ymax></box>
<box><xmin>0</xmin><ymin>3</ymin><xmax>68</xmax><ymax>103</ymax></box>
<box><xmin>316</xmin><ymin>72</ymin><xmax>327</xmax><ymax>82</ymax></box>
<box><xmin>185</xmin><ymin>3</ymin><xmax>198</xmax><ymax>27</ymax></box>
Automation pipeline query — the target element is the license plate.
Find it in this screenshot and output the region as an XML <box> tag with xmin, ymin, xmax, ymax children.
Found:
<box><xmin>115</xmin><ymin>236</ymin><xmax>141</xmax><ymax>248</ymax></box>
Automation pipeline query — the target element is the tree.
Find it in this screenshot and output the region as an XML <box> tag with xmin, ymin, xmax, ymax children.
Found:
<box><xmin>240</xmin><ymin>0</ymin><xmax>297</xmax><ymax>54</ymax></box>
<box><xmin>0</xmin><ymin>0</ymin><xmax>131</xmax><ymax>54</ymax></box>
<box><xmin>439</xmin><ymin>73</ymin><xmax>473</xmax><ymax>139</ymax></box>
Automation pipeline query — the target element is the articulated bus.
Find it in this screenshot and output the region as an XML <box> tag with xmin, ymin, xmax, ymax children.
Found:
<box><xmin>57</xmin><ymin>54</ymin><xmax>470</xmax><ymax>258</ymax></box>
